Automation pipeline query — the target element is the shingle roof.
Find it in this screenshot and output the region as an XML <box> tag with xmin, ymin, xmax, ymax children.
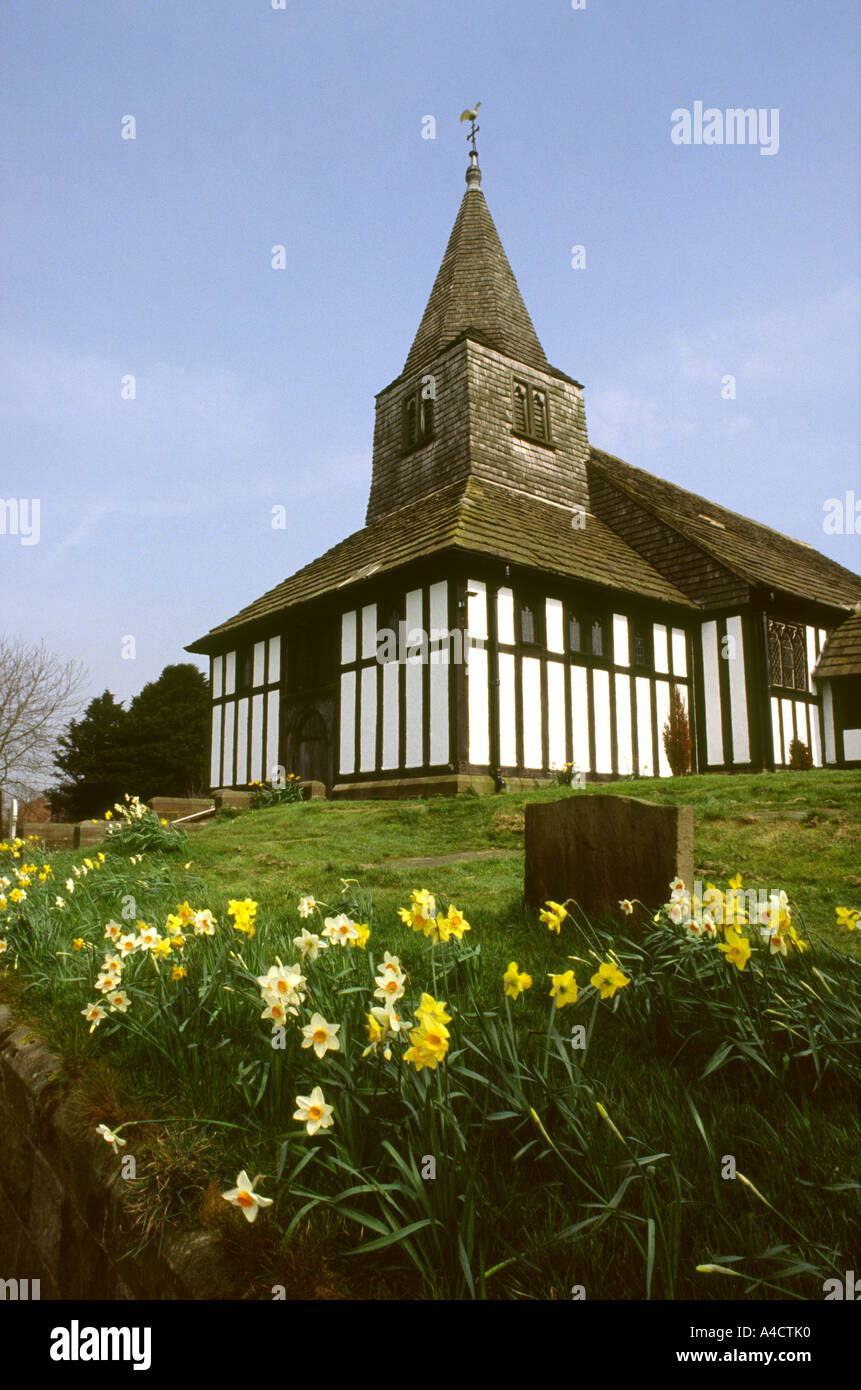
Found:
<box><xmin>814</xmin><ymin>608</ymin><xmax>861</xmax><ymax>678</ymax></box>
<box><xmin>589</xmin><ymin>448</ymin><xmax>861</xmax><ymax>611</ymax></box>
<box><xmin>186</xmin><ymin>479</ymin><xmax>695</xmax><ymax>652</ymax></box>
<box><xmin>402</xmin><ymin>180</ymin><xmax>549</xmax><ymax>380</ymax></box>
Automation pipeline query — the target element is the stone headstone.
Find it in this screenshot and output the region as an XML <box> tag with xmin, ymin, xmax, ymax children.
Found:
<box><xmin>524</xmin><ymin>794</ymin><xmax>694</xmax><ymax>920</ymax></box>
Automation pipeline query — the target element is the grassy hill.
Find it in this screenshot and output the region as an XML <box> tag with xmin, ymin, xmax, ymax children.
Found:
<box><xmin>188</xmin><ymin>771</ymin><xmax>861</xmax><ymax>970</ymax></box>
<box><xmin>2</xmin><ymin>768</ymin><xmax>859</xmax><ymax>1300</ymax></box>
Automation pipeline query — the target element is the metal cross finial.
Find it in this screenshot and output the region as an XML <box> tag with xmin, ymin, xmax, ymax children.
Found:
<box><xmin>459</xmin><ymin>102</ymin><xmax>481</xmax><ymax>155</ymax></box>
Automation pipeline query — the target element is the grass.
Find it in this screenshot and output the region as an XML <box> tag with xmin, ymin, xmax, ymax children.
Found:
<box><xmin>1</xmin><ymin>769</ymin><xmax>859</xmax><ymax>1301</ymax></box>
<box><xmin>185</xmin><ymin>770</ymin><xmax>861</xmax><ymax>967</ymax></box>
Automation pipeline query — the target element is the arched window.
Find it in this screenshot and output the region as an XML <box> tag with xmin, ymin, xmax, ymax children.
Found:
<box><xmin>568</xmin><ymin>614</ymin><xmax>581</xmax><ymax>653</ymax></box>
<box><xmin>513</xmin><ymin>382</ymin><xmax>529</xmax><ymax>434</ymax></box>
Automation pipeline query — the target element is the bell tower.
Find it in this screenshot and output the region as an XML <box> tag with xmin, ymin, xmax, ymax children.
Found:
<box><xmin>365</xmin><ymin>143</ymin><xmax>591</xmax><ymax>527</ymax></box>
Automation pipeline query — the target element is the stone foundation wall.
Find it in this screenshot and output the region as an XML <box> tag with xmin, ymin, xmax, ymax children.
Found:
<box><xmin>0</xmin><ymin>1006</ymin><xmax>229</xmax><ymax>1300</ymax></box>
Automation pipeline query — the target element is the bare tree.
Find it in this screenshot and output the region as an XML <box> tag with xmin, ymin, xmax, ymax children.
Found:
<box><xmin>0</xmin><ymin>635</ymin><xmax>87</xmax><ymax>804</ymax></box>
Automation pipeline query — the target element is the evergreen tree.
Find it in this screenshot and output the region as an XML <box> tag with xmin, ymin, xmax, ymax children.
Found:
<box><xmin>48</xmin><ymin>664</ymin><xmax>210</xmax><ymax>820</ymax></box>
<box><xmin>49</xmin><ymin>691</ymin><xmax>131</xmax><ymax>820</ymax></box>
<box><xmin>124</xmin><ymin>664</ymin><xmax>210</xmax><ymax>801</ymax></box>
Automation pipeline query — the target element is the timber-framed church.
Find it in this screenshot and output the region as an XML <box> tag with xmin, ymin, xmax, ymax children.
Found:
<box><xmin>187</xmin><ymin>147</ymin><xmax>861</xmax><ymax>796</ymax></box>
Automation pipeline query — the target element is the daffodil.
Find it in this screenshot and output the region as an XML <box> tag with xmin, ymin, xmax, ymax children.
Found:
<box><xmin>81</xmin><ymin>1003</ymin><xmax>107</xmax><ymax>1033</ymax></box>
<box><xmin>348</xmin><ymin>921</ymin><xmax>371</xmax><ymax>950</ymax></box>
<box><xmin>293</xmin><ymin>1086</ymin><xmax>334</xmax><ymax>1136</ymax></box>
<box><xmin>297</xmin><ymin>895</ymin><xmax>317</xmax><ymax>918</ymax></box>
<box><xmin>322</xmin><ymin>913</ymin><xmax>360</xmax><ymax>947</ymax></box>
<box><xmin>72</xmin><ymin>937</ymin><xmax>85</xmax><ymax>951</ymax></box>
<box><xmin>107</xmin><ymin>990</ymin><xmax>131</xmax><ymax>1013</ymax></box>
<box><xmin>222</xmin><ymin>1170</ymin><xmax>274</xmax><ymax>1222</ymax></box>
<box><xmin>301</xmin><ymin>1013</ymin><xmax>341</xmax><ymax>1060</ymax></box>
<box><xmin>171</xmin><ymin>965</ymin><xmax>187</xmax><ymax>981</ymax></box>
<box><xmin>548</xmin><ymin>969</ymin><xmax>578</xmax><ymax>1008</ymax></box>
<box><xmin>836</xmin><ymin>906</ymin><xmax>860</xmax><ymax>930</ymax></box>
<box><xmin>539</xmin><ymin>901</ymin><xmax>567</xmax><ymax>934</ymax></box>
<box><xmin>716</xmin><ymin>929</ymin><xmax>751</xmax><ymax>972</ymax></box>
<box><xmin>415</xmin><ymin>992</ymin><xmax>452</xmax><ymax>1027</ymax></box>
<box><xmin>590</xmin><ymin>961</ymin><xmax>631</xmax><ymax>999</ymax></box>
<box><xmin>503</xmin><ymin>961</ymin><xmax>533</xmax><ymax>999</ymax></box>
<box><xmin>96</xmin><ymin>1124</ymin><xmax>127</xmax><ymax>1152</ymax></box>
<box><xmin>403</xmin><ymin>1020</ymin><xmax>450</xmax><ymax>1071</ymax></box>
<box><xmin>618</xmin><ymin>899</ymin><xmax>634</xmax><ymax>915</ymax></box>
<box><xmin>193</xmin><ymin>909</ymin><xmax>217</xmax><ymax>935</ymax></box>
<box><xmin>293</xmin><ymin>928</ymin><xmax>329</xmax><ymax>962</ymax></box>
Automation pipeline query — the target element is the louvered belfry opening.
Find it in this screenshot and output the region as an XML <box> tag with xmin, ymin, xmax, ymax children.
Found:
<box><xmin>365</xmin><ymin>156</ymin><xmax>592</xmax><ymax>529</ymax></box>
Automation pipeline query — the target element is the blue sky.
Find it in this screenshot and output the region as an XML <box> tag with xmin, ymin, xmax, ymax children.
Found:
<box><xmin>2</xmin><ymin>0</ymin><xmax>859</xmax><ymax>717</ymax></box>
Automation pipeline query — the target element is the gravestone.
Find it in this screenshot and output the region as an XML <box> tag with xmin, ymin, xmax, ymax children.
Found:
<box><xmin>524</xmin><ymin>794</ymin><xmax>694</xmax><ymax>920</ymax></box>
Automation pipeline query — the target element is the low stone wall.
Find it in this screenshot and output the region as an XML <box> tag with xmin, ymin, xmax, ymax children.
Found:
<box><xmin>0</xmin><ymin>1006</ymin><xmax>231</xmax><ymax>1300</ymax></box>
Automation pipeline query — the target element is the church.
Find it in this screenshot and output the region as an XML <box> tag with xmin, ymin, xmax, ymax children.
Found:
<box><xmin>187</xmin><ymin>142</ymin><xmax>861</xmax><ymax>798</ymax></box>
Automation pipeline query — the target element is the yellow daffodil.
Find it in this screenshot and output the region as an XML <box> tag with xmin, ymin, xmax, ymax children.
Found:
<box><xmin>415</xmin><ymin>992</ymin><xmax>451</xmax><ymax>1027</ymax></box>
<box><xmin>503</xmin><ymin>961</ymin><xmax>533</xmax><ymax>999</ymax></box>
<box><xmin>348</xmin><ymin>921</ymin><xmax>371</xmax><ymax>950</ymax></box>
<box><xmin>548</xmin><ymin>969</ymin><xmax>578</xmax><ymax>1008</ymax></box>
<box><xmin>72</xmin><ymin>937</ymin><xmax>85</xmax><ymax>951</ymax></box>
<box><xmin>590</xmin><ymin>961</ymin><xmax>631</xmax><ymax>999</ymax></box>
<box><xmin>403</xmin><ymin>1020</ymin><xmax>450</xmax><ymax>1071</ymax></box>
<box><xmin>171</xmin><ymin>965</ymin><xmax>187</xmax><ymax>981</ymax></box>
<box><xmin>836</xmin><ymin>906</ymin><xmax>860</xmax><ymax>930</ymax></box>
<box><xmin>539</xmin><ymin>901</ymin><xmax>567</xmax><ymax>934</ymax></box>
<box><xmin>717</xmin><ymin>929</ymin><xmax>751</xmax><ymax>971</ymax></box>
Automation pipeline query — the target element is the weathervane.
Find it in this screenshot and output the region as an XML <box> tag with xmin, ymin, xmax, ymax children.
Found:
<box><xmin>459</xmin><ymin>101</ymin><xmax>481</xmax><ymax>155</ymax></box>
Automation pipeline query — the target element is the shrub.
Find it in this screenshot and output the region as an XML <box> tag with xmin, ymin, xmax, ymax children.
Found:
<box><xmin>788</xmin><ymin>738</ymin><xmax>813</xmax><ymax>770</ymax></box>
<box><xmin>248</xmin><ymin>775</ymin><xmax>306</xmax><ymax>808</ymax></box>
<box><xmin>663</xmin><ymin>686</ymin><xmax>692</xmax><ymax>776</ymax></box>
<box><xmin>101</xmin><ymin>794</ymin><xmax>188</xmax><ymax>855</ymax></box>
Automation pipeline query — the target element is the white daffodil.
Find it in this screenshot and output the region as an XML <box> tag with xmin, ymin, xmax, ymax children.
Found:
<box><xmin>81</xmin><ymin>1003</ymin><xmax>107</xmax><ymax>1033</ymax></box>
<box><xmin>96</xmin><ymin>1124</ymin><xmax>127</xmax><ymax>1153</ymax></box>
<box><xmin>293</xmin><ymin>1086</ymin><xmax>334</xmax><ymax>1136</ymax></box>
<box><xmin>301</xmin><ymin>1013</ymin><xmax>341</xmax><ymax>1060</ymax></box>
<box><xmin>94</xmin><ymin>971</ymin><xmax>122</xmax><ymax>995</ymax></box>
<box><xmin>192</xmin><ymin>909</ymin><xmax>217</xmax><ymax>935</ymax></box>
<box><xmin>221</xmin><ymin>1170</ymin><xmax>273</xmax><ymax>1223</ymax></box>
<box><xmin>293</xmin><ymin>928</ymin><xmax>328</xmax><ymax>962</ymax></box>
<box><xmin>118</xmin><ymin>934</ymin><xmax>139</xmax><ymax>957</ymax></box>
<box><xmin>104</xmin><ymin>921</ymin><xmax>122</xmax><ymax>942</ymax></box>
<box><xmin>107</xmin><ymin>990</ymin><xmax>131</xmax><ymax>1013</ymax></box>
<box><xmin>374</xmin><ymin>975</ymin><xmax>405</xmax><ymax>1005</ymax></box>
<box><xmin>379</xmin><ymin>951</ymin><xmax>403</xmax><ymax>976</ymax></box>
<box><xmin>137</xmin><ymin>926</ymin><xmax>160</xmax><ymax>950</ymax></box>
<box><xmin>261</xmin><ymin>999</ymin><xmax>291</xmax><ymax>1029</ymax></box>
<box><xmin>297</xmin><ymin>895</ymin><xmax>317</xmax><ymax>919</ymax></box>
<box><xmin>257</xmin><ymin>962</ymin><xmax>306</xmax><ymax>999</ymax></box>
<box><xmin>322</xmin><ymin>913</ymin><xmax>359</xmax><ymax>947</ymax></box>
